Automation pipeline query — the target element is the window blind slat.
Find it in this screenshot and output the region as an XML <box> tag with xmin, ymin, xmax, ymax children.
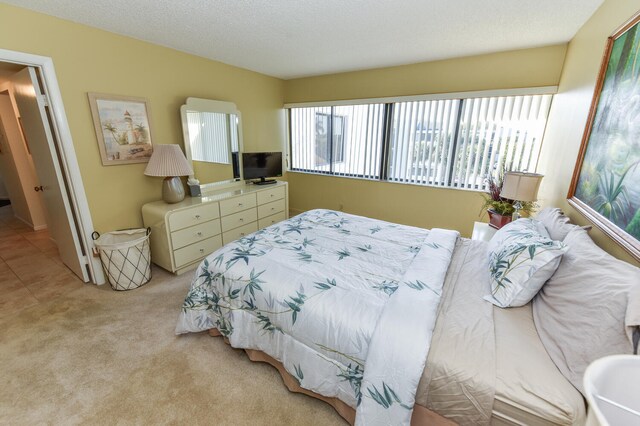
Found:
<box><xmin>453</xmin><ymin>100</ymin><xmax>473</xmax><ymax>187</ymax></box>
<box><xmin>419</xmin><ymin>101</ymin><xmax>432</xmax><ymax>183</ymax></box>
<box><xmin>480</xmin><ymin>98</ymin><xmax>499</xmax><ymax>186</ymax></box>
<box><xmin>463</xmin><ymin>98</ymin><xmax>481</xmax><ymax>188</ymax></box>
<box><xmin>444</xmin><ymin>100</ymin><xmax>457</xmax><ymax>185</ymax></box>
<box><xmin>470</xmin><ymin>97</ymin><xmax>491</xmax><ymax>188</ymax></box>
<box><xmin>494</xmin><ymin>96</ymin><xmax>514</xmax><ymax>174</ymax></box>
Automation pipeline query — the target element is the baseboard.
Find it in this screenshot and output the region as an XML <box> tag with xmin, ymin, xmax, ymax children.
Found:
<box><xmin>14</xmin><ymin>214</ymin><xmax>34</xmax><ymax>229</ymax></box>
<box><xmin>15</xmin><ymin>214</ymin><xmax>47</xmax><ymax>231</ymax></box>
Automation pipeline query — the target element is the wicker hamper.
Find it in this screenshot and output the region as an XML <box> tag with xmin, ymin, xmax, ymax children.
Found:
<box><xmin>92</xmin><ymin>228</ymin><xmax>152</xmax><ymax>291</ymax></box>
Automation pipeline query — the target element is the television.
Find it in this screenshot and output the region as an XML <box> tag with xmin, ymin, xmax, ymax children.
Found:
<box><xmin>242</xmin><ymin>152</ymin><xmax>283</xmax><ymax>185</ymax></box>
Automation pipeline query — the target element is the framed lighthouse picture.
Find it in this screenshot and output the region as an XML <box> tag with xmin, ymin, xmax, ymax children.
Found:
<box><xmin>88</xmin><ymin>93</ymin><xmax>154</xmax><ymax>165</ymax></box>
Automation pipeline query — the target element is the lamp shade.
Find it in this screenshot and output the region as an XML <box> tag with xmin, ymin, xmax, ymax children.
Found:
<box><xmin>500</xmin><ymin>172</ymin><xmax>544</xmax><ymax>202</ymax></box>
<box><xmin>144</xmin><ymin>144</ymin><xmax>193</xmax><ymax>177</ymax></box>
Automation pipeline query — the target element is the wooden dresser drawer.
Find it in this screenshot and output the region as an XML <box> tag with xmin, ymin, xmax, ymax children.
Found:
<box><xmin>258</xmin><ymin>211</ymin><xmax>287</xmax><ymax>229</ymax></box>
<box><xmin>222</xmin><ymin>222</ymin><xmax>258</xmax><ymax>244</ymax></box>
<box><xmin>258</xmin><ymin>199</ymin><xmax>285</xmax><ymax>219</ymax></box>
<box><xmin>219</xmin><ymin>193</ymin><xmax>257</xmax><ymax>216</ymax></box>
<box><xmin>173</xmin><ymin>235</ymin><xmax>223</xmax><ymax>269</ymax></box>
<box><xmin>221</xmin><ymin>209</ymin><xmax>258</xmax><ymax>232</ymax></box>
<box><xmin>168</xmin><ymin>203</ymin><xmax>219</xmax><ymax>231</ymax></box>
<box><xmin>257</xmin><ymin>186</ymin><xmax>285</xmax><ymax>205</ymax></box>
<box><xmin>171</xmin><ymin>219</ymin><xmax>221</xmax><ymax>250</ymax></box>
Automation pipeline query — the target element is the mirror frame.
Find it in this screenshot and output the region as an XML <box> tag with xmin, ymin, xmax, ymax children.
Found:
<box><xmin>180</xmin><ymin>97</ymin><xmax>244</xmax><ymax>192</ymax></box>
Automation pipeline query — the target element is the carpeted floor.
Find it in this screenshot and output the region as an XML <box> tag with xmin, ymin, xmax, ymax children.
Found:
<box><xmin>0</xmin><ymin>266</ymin><xmax>345</xmax><ymax>425</ymax></box>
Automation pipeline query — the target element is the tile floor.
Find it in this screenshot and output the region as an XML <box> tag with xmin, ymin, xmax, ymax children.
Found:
<box><xmin>0</xmin><ymin>205</ymin><xmax>85</xmax><ymax>320</ymax></box>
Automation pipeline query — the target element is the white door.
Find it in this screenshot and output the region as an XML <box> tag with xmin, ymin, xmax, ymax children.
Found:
<box><xmin>11</xmin><ymin>67</ymin><xmax>88</xmax><ymax>281</ymax></box>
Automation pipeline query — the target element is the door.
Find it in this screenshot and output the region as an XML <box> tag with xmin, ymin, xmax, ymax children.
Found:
<box><xmin>11</xmin><ymin>67</ymin><xmax>88</xmax><ymax>281</ymax></box>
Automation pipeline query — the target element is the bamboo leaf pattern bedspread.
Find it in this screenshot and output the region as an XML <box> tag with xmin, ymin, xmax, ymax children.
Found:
<box><xmin>176</xmin><ymin>209</ymin><xmax>459</xmax><ymax>425</ymax></box>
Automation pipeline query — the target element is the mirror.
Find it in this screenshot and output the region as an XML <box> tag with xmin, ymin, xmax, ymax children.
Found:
<box><xmin>180</xmin><ymin>98</ymin><xmax>243</xmax><ymax>188</ymax></box>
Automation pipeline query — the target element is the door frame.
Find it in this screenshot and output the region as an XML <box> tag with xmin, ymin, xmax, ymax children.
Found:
<box><xmin>0</xmin><ymin>48</ymin><xmax>105</xmax><ymax>284</ymax></box>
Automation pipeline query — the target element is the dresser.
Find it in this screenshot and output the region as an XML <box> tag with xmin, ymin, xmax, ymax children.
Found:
<box><xmin>142</xmin><ymin>181</ymin><xmax>288</xmax><ymax>275</ymax></box>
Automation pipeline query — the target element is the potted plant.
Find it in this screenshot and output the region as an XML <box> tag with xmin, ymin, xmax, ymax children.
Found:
<box><xmin>480</xmin><ymin>172</ymin><xmax>536</xmax><ymax>229</ymax></box>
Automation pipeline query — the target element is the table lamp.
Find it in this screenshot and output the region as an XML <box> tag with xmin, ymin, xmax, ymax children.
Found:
<box><xmin>144</xmin><ymin>144</ymin><xmax>194</xmax><ymax>204</ymax></box>
<box><xmin>500</xmin><ymin>171</ymin><xmax>544</xmax><ymax>220</ymax></box>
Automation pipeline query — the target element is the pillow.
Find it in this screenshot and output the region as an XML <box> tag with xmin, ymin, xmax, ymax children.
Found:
<box><xmin>485</xmin><ymin>218</ymin><xmax>568</xmax><ymax>308</ymax></box>
<box><xmin>533</xmin><ymin>227</ymin><xmax>640</xmax><ymax>395</ymax></box>
<box><xmin>535</xmin><ymin>207</ymin><xmax>578</xmax><ymax>241</ymax></box>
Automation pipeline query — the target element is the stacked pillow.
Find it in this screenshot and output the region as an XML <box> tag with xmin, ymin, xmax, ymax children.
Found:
<box><xmin>485</xmin><ymin>217</ymin><xmax>568</xmax><ymax>308</ymax></box>
<box><xmin>535</xmin><ymin>207</ymin><xmax>587</xmax><ymax>240</ymax></box>
<box><xmin>486</xmin><ymin>207</ymin><xmax>640</xmax><ymax>396</ymax></box>
<box><xmin>532</xmin><ymin>226</ymin><xmax>640</xmax><ymax>395</ymax></box>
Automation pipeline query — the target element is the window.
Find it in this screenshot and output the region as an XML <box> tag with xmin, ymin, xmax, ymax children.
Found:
<box><xmin>290</xmin><ymin>104</ymin><xmax>385</xmax><ymax>178</ymax></box>
<box><xmin>288</xmin><ymin>89</ymin><xmax>553</xmax><ymax>191</ymax></box>
<box><xmin>387</xmin><ymin>99</ymin><xmax>459</xmax><ymax>186</ymax></box>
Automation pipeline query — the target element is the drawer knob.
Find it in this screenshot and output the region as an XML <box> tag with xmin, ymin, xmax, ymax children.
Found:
<box><xmin>197</xmin><ymin>232</ymin><xmax>203</xmax><ymax>237</ymax></box>
<box><xmin>239</xmin><ymin>218</ymin><xmax>244</xmax><ymax>222</ymax></box>
<box><xmin>195</xmin><ymin>214</ymin><xmax>201</xmax><ymax>219</ymax></box>
<box><xmin>271</xmin><ymin>207</ymin><xmax>275</xmax><ymax>211</ymax></box>
<box><xmin>199</xmin><ymin>248</ymin><xmax>204</xmax><ymax>253</ymax></box>
<box><xmin>270</xmin><ymin>194</ymin><xmax>274</xmax><ymax>197</ymax></box>
<box><xmin>238</xmin><ymin>203</ymin><xmax>243</xmax><ymax>206</ymax></box>
<box><xmin>240</xmin><ymin>233</ymin><xmax>245</xmax><ymax>236</ymax></box>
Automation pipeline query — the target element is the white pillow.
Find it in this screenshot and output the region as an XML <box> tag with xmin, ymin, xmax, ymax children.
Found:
<box><xmin>535</xmin><ymin>207</ymin><xmax>577</xmax><ymax>241</ymax></box>
<box><xmin>533</xmin><ymin>227</ymin><xmax>640</xmax><ymax>395</ymax></box>
<box><xmin>485</xmin><ymin>218</ymin><xmax>568</xmax><ymax>308</ymax></box>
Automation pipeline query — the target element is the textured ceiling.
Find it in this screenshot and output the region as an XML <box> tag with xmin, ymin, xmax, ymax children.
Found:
<box><xmin>5</xmin><ymin>0</ymin><xmax>604</xmax><ymax>79</ymax></box>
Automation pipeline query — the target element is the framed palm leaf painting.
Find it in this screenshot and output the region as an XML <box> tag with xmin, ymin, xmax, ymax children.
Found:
<box><xmin>568</xmin><ymin>11</ymin><xmax>640</xmax><ymax>261</ymax></box>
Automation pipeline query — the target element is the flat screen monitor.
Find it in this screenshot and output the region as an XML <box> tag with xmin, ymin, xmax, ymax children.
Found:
<box><xmin>242</xmin><ymin>152</ymin><xmax>282</xmax><ymax>185</ymax></box>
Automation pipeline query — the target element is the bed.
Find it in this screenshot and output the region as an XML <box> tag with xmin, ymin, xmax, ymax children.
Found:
<box><xmin>176</xmin><ymin>208</ymin><xmax>640</xmax><ymax>425</ymax></box>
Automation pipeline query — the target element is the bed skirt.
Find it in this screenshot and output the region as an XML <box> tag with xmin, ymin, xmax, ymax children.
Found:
<box><xmin>207</xmin><ymin>328</ymin><xmax>455</xmax><ymax>426</ymax></box>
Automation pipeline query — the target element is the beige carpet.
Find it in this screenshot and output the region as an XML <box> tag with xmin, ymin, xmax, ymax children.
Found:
<box><xmin>0</xmin><ymin>266</ymin><xmax>345</xmax><ymax>425</ymax></box>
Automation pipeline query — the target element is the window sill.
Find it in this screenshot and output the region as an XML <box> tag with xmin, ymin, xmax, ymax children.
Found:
<box><xmin>285</xmin><ymin>170</ymin><xmax>487</xmax><ymax>195</ymax></box>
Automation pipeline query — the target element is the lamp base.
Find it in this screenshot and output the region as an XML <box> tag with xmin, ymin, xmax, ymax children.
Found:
<box><xmin>162</xmin><ymin>176</ymin><xmax>185</xmax><ymax>204</ymax></box>
<box><xmin>512</xmin><ymin>201</ymin><xmax>523</xmax><ymax>221</ymax></box>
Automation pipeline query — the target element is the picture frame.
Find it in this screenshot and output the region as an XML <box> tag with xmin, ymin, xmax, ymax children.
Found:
<box><xmin>568</xmin><ymin>10</ymin><xmax>640</xmax><ymax>261</ymax></box>
<box><xmin>88</xmin><ymin>93</ymin><xmax>154</xmax><ymax>165</ymax></box>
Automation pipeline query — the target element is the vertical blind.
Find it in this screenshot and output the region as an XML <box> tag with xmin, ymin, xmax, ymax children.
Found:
<box><xmin>289</xmin><ymin>105</ymin><xmax>385</xmax><ymax>178</ymax></box>
<box><xmin>450</xmin><ymin>94</ymin><xmax>552</xmax><ymax>189</ymax></box>
<box><xmin>187</xmin><ymin>111</ymin><xmax>232</xmax><ymax>164</ymax></box>
<box><xmin>288</xmin><ymin>92</ymin><xmax>553</xmax><ymax>190</ymax></box>
<box><xmin>387</xmin><ymin>99</ymin><xmax>460</xmax><ymax>185</ymax></box>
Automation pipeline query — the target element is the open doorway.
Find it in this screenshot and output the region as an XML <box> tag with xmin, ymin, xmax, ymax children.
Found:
<box><xmin>0</xmin><ymin>63</ymin><xmax>89</xmax><ymax>310</ymax></box>
<box><xmin>0</xmin><ymin>84</ymin><xmax>48</xmax><ymax>232</ymax></box>
<box><xmin>0</xmin><ymin>49</ymin><xmax>104</xmax><ymax>286</ymax></box>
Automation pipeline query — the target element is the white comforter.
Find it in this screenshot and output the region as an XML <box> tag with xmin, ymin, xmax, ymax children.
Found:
<box><xmin>176</xmin><ymin>209</ymin><xmax>459</xmax><ymax>425</ymax></box>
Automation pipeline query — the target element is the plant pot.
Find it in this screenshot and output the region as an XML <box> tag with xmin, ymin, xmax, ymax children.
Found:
<box><xmin>487</xmin><ymin>209</ymin><xmax>512</xmax><ymax>229</ymax></box>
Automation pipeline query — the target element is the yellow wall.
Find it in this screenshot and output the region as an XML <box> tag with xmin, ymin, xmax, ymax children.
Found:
<box><xmin>538</xmin><ymin>0</ymin><xmax>640</xmax><ymax>266</ymax></box>
<box><xmin>284</xmin><ymin>46</ymin><xmax>567</xmax><ymax>236</ymax></box>
<box><xmin>285</xmin><ymin>46</ymin><xmax>567</xmax><ymax>102</ymax></box>
<box><xmin>0</xmin><ymin>4</ymin><xmax>284</xmax><ymax>232</ymax></box>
